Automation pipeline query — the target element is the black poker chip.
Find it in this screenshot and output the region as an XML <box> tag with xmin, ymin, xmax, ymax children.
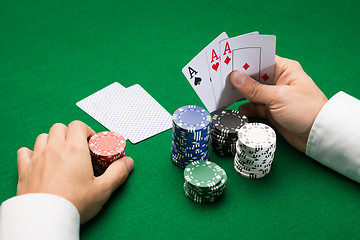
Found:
<box><xmin>210</xmin><ymin>110</ymin><xmax>248</xmax><ymax>156</ymax></box>
<box><xmin>210</xmin><ymin>132</ymin><xmax>238</xmax><ymax>143</ymax></box>
<box><xmin>211</xmin><ymin>110</ymin><xmax>248</xmax><ymax>137</ymax></box>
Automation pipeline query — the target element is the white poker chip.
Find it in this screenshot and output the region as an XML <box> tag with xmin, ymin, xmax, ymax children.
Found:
<box><xmin>233</xmin><ymin>163</ymin><xmax>269</xmax><ymax>179</ymax></box>
<box><xmin>235</xmin><ymin>149</ymin><xmax>274</xmax><ymax>166</ymax></box>
<box><xmin>236</xmin><ymin>140</ymin><xmax>276</xmax><ymax>159</ymax></box>
<box><xmin>233</xmin><ymin>122</ymin><xmax>276</xmax><ymax>180</ymax></box>
<box><xmin>234</xmin><ymin>152</ymin><xmax>273</xmax><ymax>168</ymax></box>
<box><xmin>237</xmin><ymin>123</ymin><xmax>276</xmax><ymax>150</ymax></box>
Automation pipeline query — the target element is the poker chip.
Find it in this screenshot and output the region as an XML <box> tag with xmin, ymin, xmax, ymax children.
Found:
<box><xmin>171</xmin><ymin>106</ymin><xmax>211</xmax><ymax>168</ymax></box>
<box><xmin>173</xmin><ymin>105</ymin><xmax>211</xmax><ymax>132</ymax></box>
<box><xmin>237</xmin><ymin>122</ymin><xmax>276</xmax><ymax>151</ymax></box>
<box><xmin>211</xmin><ymin>109</ymin><xmax>248</xmax><ymax>137</ymax></box>
<box><xmin>183</xmin><ymin>161</ymin><xmax>227</xmax><ymax>203</ymax></box>
<box><xmin>210</xmin><ymin>110</ymin><xmax>248</xmax><ymax>156</ymax></box>
<box><xmin>234</xmin><ymin>123</ymin><xmax>276</xmax><ymax>179</ymax></box>
<box><xmin>88</xmin><ymin>131</ymin><xmax>126</xmax><ymax>174</ymax></box>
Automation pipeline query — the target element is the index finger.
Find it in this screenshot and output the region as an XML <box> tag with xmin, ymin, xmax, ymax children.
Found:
<box><xmin>66</xmin><ymin>120</ymin><xmax>96</xmax><ymax>146</ymax></box>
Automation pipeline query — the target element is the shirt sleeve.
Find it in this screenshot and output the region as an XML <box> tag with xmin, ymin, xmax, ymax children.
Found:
<box><xmin>306</xmin><ymin>91</ymin><xmax>360</xmax><ymax>183</ymax></box>
<box><xmin>0</xmin><ymin>193</ymin><xmax>80</xmax><ymax>240</ymax></box>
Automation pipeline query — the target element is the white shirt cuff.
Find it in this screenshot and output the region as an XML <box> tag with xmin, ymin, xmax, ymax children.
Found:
<box><xmin>306</xmin><ymin>91</ymin><xmax>360</xmax><ymax>182</ymax></box>
<box><xmin>0</xmin><ymin>193</ymin><xmax>80</xmax><ymax>240</ymax></box>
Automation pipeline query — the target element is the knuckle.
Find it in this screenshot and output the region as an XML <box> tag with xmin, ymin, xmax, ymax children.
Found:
<box><xmin>68</xmin><ymin>120</ymin><xmax>85</xmax><ymax>128</ymax></box>
<box><xmin>36</xmin><ymin>133</ymin><xmax>48</xmax><ymax>141</ymax></box>
<box><xmin>17</xmin><ymin>147</ymin><xmax>28</xmax><ymax>155</ymax></box>
<box><xmin>289</xmin><ymin>59</ymin><xmax>302</xmax><ymax>70</ymax></box>
<box><xmin>51</xmin><ymin>122</ymin><xmax>66</xmax><ymax>129</ymax></box>
<box><xmin>66</xmin><ymin>141</ymin><xmax>85</xmax><ymax>153</ymax></box>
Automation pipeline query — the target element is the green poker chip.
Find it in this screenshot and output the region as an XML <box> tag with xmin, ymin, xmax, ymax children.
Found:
<box><xmin>183</xmin><ymin>160</ymin><xmax>227</xmax><ymax>204</ymax></box>
<box><xmin>184</xmin><ymin>161</ymin><xmax>223</xmax><ymax>188</ymax></box>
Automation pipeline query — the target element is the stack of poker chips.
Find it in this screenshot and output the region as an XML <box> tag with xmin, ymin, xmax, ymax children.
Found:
<box><xmin>88</xmin><ymin>131</ymin><xmax>126</xmax><ymax>174</ymax></box>
<box><xmin>234</xmin><ymin>123</ymin><xmax>276</xmax><ymax>179</ymax></box>
<box><xmin>183</xmin><ymin>160</ymin><xmax>227</xmax><ymax>203</ymax></box>
<box><xmin>171</xmin><ymin>105</ymin><xmax>211</xmax><ymax>168</ymax></box>
<box><xmin>210</xmin><ymin>110</ymin><xmax>248</xmax><ymax>156</ymax></box>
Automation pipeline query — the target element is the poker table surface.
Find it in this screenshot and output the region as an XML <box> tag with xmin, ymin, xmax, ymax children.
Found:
<box><xmin>1</xmin><ymin>0</ymin><xmax>360</xmax><ymax>239</ymax></box>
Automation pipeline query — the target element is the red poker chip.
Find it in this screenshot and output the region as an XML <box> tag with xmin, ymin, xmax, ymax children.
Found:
<box><xmin>92</xmin><ymin>163</ymin><xmax>107</xmax><ymax>174</ymax></box>
<box><xmin>89</xmin><ymin>131</ymin><xmax>126</xmax><ymax>158</ymax></box>
<box><xmin>92</xmin><ymin>152</ymin><xmax>125</xmax><ymax>167</ymax></box>
<box><xmin>90</xmin><ymin>153</ymin><xmax>125</xmax><ymax>163</ymax></box>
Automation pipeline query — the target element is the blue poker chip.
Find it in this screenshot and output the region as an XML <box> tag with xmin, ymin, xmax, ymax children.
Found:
<box><xmin>172</xmin><ymin>133</ymin><xmax>209</xmax><ymax>142</ymax></box>
<box><xmin>172</xmin><ymin>134</ymin><xmax>209</xmax><ymax>145</ymax></box>
<box><xmin>171</xmin><ymin>155</ymin><xmax>208</xmax><ymax>166</ymax></box>
<box><xmin>172</xmin><ymin>105</ymin><xmax>211</xmax><ymax>132</ymax></box>
<box><xmin>173</xmin><ymin>134</ymin><xmax>209</xmax><ymax>142</ymax></box>
<box><xmin>173</xmin><ymin>124</ymin><xmax>211</xmax><ymax>134</ymax></box>
<box><xmin>171</xmin><ymin>143</ymin><xmax>208</xmax><ymax>155</ymax></box>
<box><xmin>172</xmin><ymin>127</ymin><xmax>210</xmax><ymax>141</ymax></box>
<box><xmin>170</xmin><ymin>105</ymin><xmax>211</xmax><ymax>168</ymax></box>
<box><xmin>171</xmin><ymin>145</ymin><xmax>208</xmax><ymax>159</ymax></box>
<box><xmin>172</xmin><ymin>138</ymin><xmax>209</xmax><ymax>147</ymax></box>
<box><xmin>171</xmin><ymin>159</ymin><xmax>187</xmax><ymax>168</ymax></box>
<box><xmin>172</xmin><ymin>141</ymin><xmax>208</xmax><ymax>153</ymax></box>
<box><xmin>171</xmin><ymin>145</ymin><xmax>209</xmax><ymax>161</ymax></box>
<box><xmin>172</xmin><ymin>147</ymin><xmax>208</xmax><ymax>156</ymax></box>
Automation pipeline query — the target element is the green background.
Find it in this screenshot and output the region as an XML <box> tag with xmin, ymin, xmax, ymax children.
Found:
<box><xmin>1</xmin><ymin>0</ymin><xmax>360</xmax><ymax>239</ymax></box>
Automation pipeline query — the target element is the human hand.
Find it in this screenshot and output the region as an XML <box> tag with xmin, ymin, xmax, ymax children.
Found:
<box><xmin>230</xmin><ymin>56</ymin><xmax>328</xmax><ymax>152</ymax></box>
<box><xmin>16</xmin><ymin>120</ymin><xmax>134</xmax><ymax>223</ymax></box>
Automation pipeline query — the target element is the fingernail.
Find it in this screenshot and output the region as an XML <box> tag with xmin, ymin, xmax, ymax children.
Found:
<box><xmin>232</xmin><ymin>71</ymin><xmax>246</xmax><ymax>86</ymax></box>
<box><xmin>126</xmin><ymin>158</ymin><xmax>134</xmax><ymax>171</ymax></box>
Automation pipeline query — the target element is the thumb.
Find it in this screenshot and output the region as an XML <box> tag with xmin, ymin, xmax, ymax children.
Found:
<box><xmin>230</xmin><ymin>70</ymin><xmax>276</xmax><ymax>104</ymax></box>
<box><xmin>97</xmin><ymin>156</ymin><xmax>134</xmax><ymax>194</ymax></box>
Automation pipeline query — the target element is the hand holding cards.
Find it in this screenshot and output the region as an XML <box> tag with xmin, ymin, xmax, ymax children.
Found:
<box><xmin>182</xmin><ymin>31</ymin><xmax>276</xmax><ymax>112</ymax></box>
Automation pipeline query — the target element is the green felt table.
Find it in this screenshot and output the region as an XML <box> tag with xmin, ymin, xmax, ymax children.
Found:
<box><xmin>1</xmin><ymin>0</ymin><xmax>360</xmax><ymax>239</ymax></box>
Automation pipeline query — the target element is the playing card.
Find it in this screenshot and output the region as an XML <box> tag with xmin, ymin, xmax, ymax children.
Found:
<box><xmin>76</xmin><ymin>83</ymin><xmax>172</xmax><ymax>144</ymax></box>
<box><xmin>182</xmin><ymin>32</ymin><xmax>228</xmax><ymax>113</ymax></box>
<box><xmin>204</xmin><ymin>32</ymin><xmax>228</xmax><ymax>108</ymax></box>
<box><xmin>218</xmin><ymin>34</ymin><xmax>276</xmax><ymax>109</ymax></box>
<box><xmin>76</xmin><ymin>82</ymin><xmax>126</xmax><ymax>126</ymax></box>
<box><xmin>218</xmin><ymin>32</ymin><xmax>259</xmax><ymax>88</ymax></box>
<box><xmin>233</xmin><ymin>47</ymin><xmax>261</xmax><ymax>80</ymax></box>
